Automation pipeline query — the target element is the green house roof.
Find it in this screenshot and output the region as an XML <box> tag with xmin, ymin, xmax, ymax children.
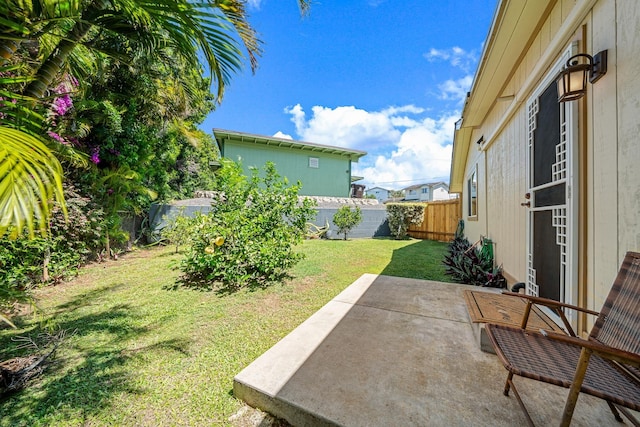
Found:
<box><xmin>213</xmin><ymin>129</ymin><xmax>367</xmax><ymax>162</ymax></box>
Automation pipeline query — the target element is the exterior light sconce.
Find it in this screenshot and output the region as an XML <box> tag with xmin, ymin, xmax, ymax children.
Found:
<box><xmin>556</xmin><ymin>50</ymin><xmax>608</xmax><ymax>102</ymax></box>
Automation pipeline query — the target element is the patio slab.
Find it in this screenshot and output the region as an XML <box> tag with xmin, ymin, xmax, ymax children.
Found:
<box><xmin>233</xmin><ymin>274</ymin><xmax>631</xmax><ymax>426</ymax></box>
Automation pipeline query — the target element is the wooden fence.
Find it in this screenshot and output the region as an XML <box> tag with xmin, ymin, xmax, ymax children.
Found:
<box><xmin>407</xmin><ymin>199</ymin><xmax>461</xmax><ymax>242</ymax></box>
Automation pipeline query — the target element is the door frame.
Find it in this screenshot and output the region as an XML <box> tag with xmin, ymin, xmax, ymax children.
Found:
<box><xmin>525</xmin><ymin>43</ymin><xmax>580</xmax><ymax>323</ymax></box>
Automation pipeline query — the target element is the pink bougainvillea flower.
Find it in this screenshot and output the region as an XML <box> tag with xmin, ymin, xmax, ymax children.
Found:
<box><xmin>90</xmin><ymin>147</ymin><xmax>100</xmax><ymax>164</ymax></box>
<box><xmin>47</xmin><ymin>131</ymin><xmax>68</xmax><ymax>145</ymax></box>
<box><xmin>52</xmin><ymin>94</ymin><xmax>73</xmax><ymax>116</ymax></box>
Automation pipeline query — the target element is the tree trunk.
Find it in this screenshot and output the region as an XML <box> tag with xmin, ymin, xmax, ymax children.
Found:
<box><xmin>42</xmin><ymin>246</ymin><xmax>50</xmax><ymax>282</ymax></box>
<box><xmin>0</xmin><ymin>39</ymin><xmax>22</xmax><ymax>65</ymax></box>
<box><xmin>105</xmin><ymin>229</ymin><xmax>111</xmax><ymax>260</ymax></box>
<box><xmin>22</xmin><ymin>0</ymin><xmax>108</xmax><ymax>98</ymax></box>
<box><xmin>23</xmin><ymin>30</ymin><xmax>87</xmax><ymax>99</ymax></box>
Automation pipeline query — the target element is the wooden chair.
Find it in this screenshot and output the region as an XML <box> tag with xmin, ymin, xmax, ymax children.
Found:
<box><xmin>485</xmin><ymin>251</ymin><xmax>640</xmax><ymax>426</ymax></box>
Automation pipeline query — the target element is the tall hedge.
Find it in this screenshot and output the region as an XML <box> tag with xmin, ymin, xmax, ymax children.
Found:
<box><xmin>386</xmin><ymin>203</ymin><xmax>425</xmax><ymax>239</ymax></box>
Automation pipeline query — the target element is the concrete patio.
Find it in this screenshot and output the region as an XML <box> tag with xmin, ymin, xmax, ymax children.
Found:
<box><xmin>234</xmin><ymin>274</ymin><xmax>633</xmax><ymax>426</ymax></box>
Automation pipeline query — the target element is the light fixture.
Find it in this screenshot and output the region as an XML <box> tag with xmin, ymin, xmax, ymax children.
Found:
<box><xmin>556</xmin><ymin>50</ymin><xmax>607</xmax><ymax>102</ymax></box>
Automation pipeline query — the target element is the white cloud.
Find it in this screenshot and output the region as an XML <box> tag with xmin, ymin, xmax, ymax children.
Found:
<box><xmin>437</xmin><ymin>75</ymin><xmax>473</xmax><ymax>103</ymax></box>
<box><xmin>353</xmin><ymin>114</ymin><xmax>458</xmax><ymax>190</ymax></box>
<box><xmin>246</xmin><ymin>0</ymin><xmax>262</xmax><ymax>10</ymax></box>
<box><xmin>381</xmin><ymin>105</ymin><xmax>425</xmax><ymax>115</ymax></box>
<box><xmin>272</xmin><ymin>131</ymin><xmax>292</xmax><ymax>139</ymax></box>
<box><xmin>284</xmin><ymin>104</ymin><xmax>430</xmax><ymax>149</ymax></box>
<box><xmin>425</xmin><ymin>48</ymin><xmax>451</xmax><ymax>62</ymax></box>
<box><xmin>424</xmin><ymin>46</ymin><xmax>478</xmax><ymax>73</ymax></box>
<box><xmin>282</xmin><ymin>103</ymin><xmax>458</xmax><ymax>190</ymax></box>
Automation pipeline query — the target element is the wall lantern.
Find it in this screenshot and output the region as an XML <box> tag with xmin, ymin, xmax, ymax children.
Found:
<box><xmin>556</xmin><ymin>50</ymin><xmax>607</xmax><ymax>102</ymax></box>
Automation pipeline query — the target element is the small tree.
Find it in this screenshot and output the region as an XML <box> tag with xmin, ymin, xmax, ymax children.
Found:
<box><xmin>332</xmin><ymin>206</ymin><xmax>363</xmax><ymax>240</ymax></box>
<box><xmin>179</xmin><ymin>159</ymin><xmax>316</xmax><ymax>290</ymax></box>
<box><xmin>160</xmin><ymin>208</ymin><xmax>193</xmax><ymax>253</ymax></box>
<box><xmin>386</xmin><ymin>203</ymin><xmax>425</xmax><ymax>239</ymax></box>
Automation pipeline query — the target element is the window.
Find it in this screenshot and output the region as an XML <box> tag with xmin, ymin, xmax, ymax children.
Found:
<box><xmin>309</xmin><ymin>157</ymin><xmax>319</xmax><ymax>168</ymax></box>
<box><xmin>468</xmin><ymin>166</ymin><xmax>478</xmax><ymax>217</ymax></box>
<box><xmin>421</xmin><ymin>188</ymin><xmax>428</xmax><ymax>194</ymax></box>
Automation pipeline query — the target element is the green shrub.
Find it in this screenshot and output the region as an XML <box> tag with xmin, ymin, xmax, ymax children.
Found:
<box><xmin>0</xmin><ymin>185</ymin><xmax>103</xmax><ymax>286</ymax></box>
<box><xmin>386</xmin><ymin>203</ymin><xmax>425</xmax><ymax>239</ymax></box>
<box><xmin>0</xmin><ymin>185</ymin><xmax>104</xmax><ymax>324</ymax></box>
<box><xmin>332</xmin><ymin>206</ymin><xmax>363</xmax><ymax>240</ymax></box>
<box><xmin>178</xmin><ymin>160</ymin><xmax>316</xmax><ymax>290</ymax></box>
<box><xmin>160</xmin><ymin>208</ymin><xmax>193</xmax><ymax>253</ymax></box>
<box><xmin>442</xmin><ymin>220</ymin><xmax>505</xmax><ymax>287</ymax></box>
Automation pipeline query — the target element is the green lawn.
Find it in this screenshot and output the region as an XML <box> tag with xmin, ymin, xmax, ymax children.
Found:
<box><xmin>0</xmin><ymin>238</ymin><xmax>451</xmax><ymax>426</ymax></box>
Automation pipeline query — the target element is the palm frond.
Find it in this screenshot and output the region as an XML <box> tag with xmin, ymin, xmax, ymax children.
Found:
<box><xmin>0</xmin><ymin>126</ymin><xmax>66</xmax><ymax>238</ymax></box>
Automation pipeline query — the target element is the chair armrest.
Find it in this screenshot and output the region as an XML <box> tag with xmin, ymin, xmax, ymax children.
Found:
<box><xmin>501</xmin><ymin>292</ymin><xmax>600</xmax><ymax>336</ymax></box>
<box><xmin>541</xmin><ymin>330</ymin><xmax>640</xmax><ymax>368</ymax></box>
<box><xmin>502</xmin><ymin>292</ymin><xmax>600</xmax><ymax>316</ymax></box>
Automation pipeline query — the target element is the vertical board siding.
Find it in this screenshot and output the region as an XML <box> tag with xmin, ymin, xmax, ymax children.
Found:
<box><xmin>407</xmin><ymin>199</ymin><xmax>461</xmax><ymax>241</ymax></box>
<box><xmin>478</xmin><ymin>0</ymin><xmax>568</xmax><ymax>282</ymax></box>
<box><xmin>615</xmin><ymin>0</ymin><xmax>640</xmax><ymax>285</ymax></box>
<box><xmin>591</xmin><ymin>0</ymin><xmax>619</xmax><ymax>313</ymax></box>
<box><xmin>483</xmin><ymin>96</ymin><xmax>529</xmax><ymax>281</ymax></box>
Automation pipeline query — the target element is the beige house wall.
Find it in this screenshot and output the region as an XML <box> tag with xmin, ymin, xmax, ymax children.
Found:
<box><xmin>460</xmin><ymin>0</ymin><xmax>640</xmax><ymax>314</ymax></box>
<box><xmin>462</xmin><ymin>132</ymin><xmax>486</xmax><ymax>242</ymax></box>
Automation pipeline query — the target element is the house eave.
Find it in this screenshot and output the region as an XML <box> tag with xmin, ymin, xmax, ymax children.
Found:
<box><xmin>450</xmin><ymin>0</ymin><xmax>556</xmax><ymax>193</ymax></box>
<box><xmin>213</xmin><ymin>128</ymin><xmax>367</xmax><ymax>162</ymax></box>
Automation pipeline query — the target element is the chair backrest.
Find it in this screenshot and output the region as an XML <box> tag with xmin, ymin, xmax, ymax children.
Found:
<box><xmin>590</xmin><ymin>251</ymin><xmax>640</xmax><ymax>355</ymax></box>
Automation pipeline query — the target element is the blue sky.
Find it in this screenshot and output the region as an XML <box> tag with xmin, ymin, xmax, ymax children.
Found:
<box><xmin>201</xmin><ymin>0</ymin><xmax>498</xmax><ymax>190</ymax></box>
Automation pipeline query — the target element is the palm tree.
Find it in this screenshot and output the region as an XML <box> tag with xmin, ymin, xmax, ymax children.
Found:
<box><xmin>0</xmin><ymin>0</ymin><xmax>311</xmax><ymax>238</ymax></box>
<box><xmin>12</xmin><ymin>0</ymin><xmax>272</xmax><ymax>101</ymax></box>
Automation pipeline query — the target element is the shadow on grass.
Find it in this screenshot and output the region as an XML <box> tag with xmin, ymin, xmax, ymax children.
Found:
<box><xmin>0</xmin><ymin>284</ymin><xmax>189</xmax><ymax>426</ymax></box>
<box><xmin>166</xmin><ymin>271</ymin><xmax>293</xmax><ymax>296</ymax></box>
<box><xmin>379</xmin><ymin>238</ymin><xmax>453</xmax><ymax>282</ymax></box>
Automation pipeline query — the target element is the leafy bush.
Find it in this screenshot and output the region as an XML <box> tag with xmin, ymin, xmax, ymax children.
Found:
<box><xmin>178</xmin><ymin>160</ymin><xmax>316</xmax><ymax>290</ymax></box>
<box><xmin>332</xmin><ymin>206</ymin><xmax>363</xmax><ymax>240</ymax></box>
<box><xmin>0</xmin><ymin>186</ymin><xmax>103</xmax><ymax>280</ymax></box>
<box><xmin>0</xmin><ymin>185</ymin><xmax>104</xmax><ymax>324</ymax></box>
<box><xmin>386</xmin><ymin>203</ymin><xmax>425</xmax><ymax>239</ymax></box>
<box><xmin>160</xmin><ymin>208</ymin><xmax>193</xmax><ymax>253</ymax></box>
<box><xmin>442</xmin><ymin>220</ymin><xmax>505</xmax><ymax>287</ymax></box>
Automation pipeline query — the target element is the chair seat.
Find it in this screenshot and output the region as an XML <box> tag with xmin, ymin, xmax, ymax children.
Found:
<box><xmin>487</xmin><ymin>324</ymin><xmax>640</xmax><ymax>411</ymax></box>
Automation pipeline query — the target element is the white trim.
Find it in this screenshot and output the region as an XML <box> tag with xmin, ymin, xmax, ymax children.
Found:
<box><xmin>525</xmin><ymin>43</ymin><xmax>580</xmax><ymax>326</ymax></box>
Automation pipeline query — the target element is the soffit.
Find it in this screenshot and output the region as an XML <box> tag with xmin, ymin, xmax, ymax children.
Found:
<box><xmin>465</xmin><ymin>0</ymin><xmax>554</xmax><ymax>127</ymax></box>
<box><xmin>450</xmin><ymin>0</ymin><xmax>554</xmax><ymax>192</ymax></box>
<box><xmin>213</xmin><ymin>128</ymin><xmax>366</xmax><ymax>161</ymax></box>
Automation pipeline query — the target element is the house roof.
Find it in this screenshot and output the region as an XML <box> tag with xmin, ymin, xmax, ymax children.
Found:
<box><xmin>213</xmin><ymin>129</ymin><xmax>367</xmax><ymax>162</ymax></box>
<box><xmin>449</xmin><ymin>0</ymin><xmax>557</xmax><ymax>192</ymax></box>
<box><xmin>402</xmin><ymin>182</ymin><xmax>448</xmax><ymax>191</ymax></box>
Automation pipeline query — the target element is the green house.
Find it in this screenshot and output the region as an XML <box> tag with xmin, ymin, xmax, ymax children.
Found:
<box><xmin>213</xmin><ymin>129</ymin><xmax>366</xmax><ymax>197</ymax></box>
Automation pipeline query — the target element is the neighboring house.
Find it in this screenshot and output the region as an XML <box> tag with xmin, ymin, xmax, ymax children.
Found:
<box><xmin>213</xmin><ymin>129</ymin><xmax>366</xmax><ymax>197</ymax></box>
<box><xmin>365</xmin><ymin>187</ymin><xmax>390</xmax><ymax>203</ymax></box>
<box><xmin>449</xmin><ymin>0</ymin><xmax>640</xmax><ymax>334</ymax></box>
<box><xmin>402</xmin><ymin>182</ymin><xmax>450</xmax><ymax>202</ymax></box>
